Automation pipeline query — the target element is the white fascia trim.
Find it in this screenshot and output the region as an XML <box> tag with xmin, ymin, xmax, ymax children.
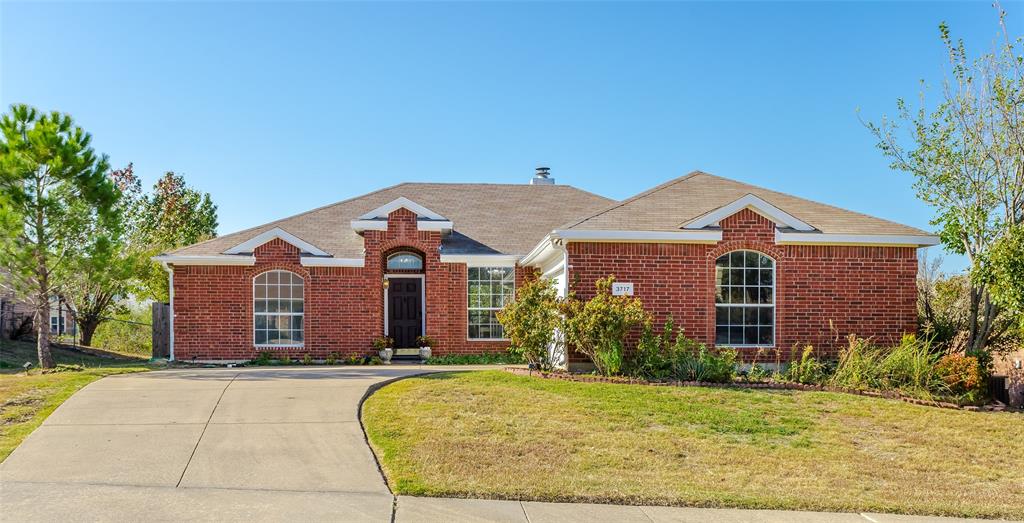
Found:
<box><xmin>520</xmin><ymin>235</ymin><xmax>557</xmax><ymax>267</ymax></box>
<box><xmin>439</xmin><ymin>254</ymin><xmax>519</xmax><ymax>266</ymax></box>
<box><xmin>152</xmin><ymin>255</ymin><xmax>256</xmax><ymax>266</ymax></box>
<box><xmin>683</xmin><ymin>194</ymin><xmax>815</xmax><ymax>232</ymax></box>
<box><xmin>552</xmin><ymin>229</ymin><xmax>723</xmax><ymax>243</ymax></box>
<box><xmin>417</xmin><ymin>220</ymin><xmax>454</xmax><ymax>232</ymax></box>
<box><xmin>775</xmin><ymin>231</ymin><xmax>941</xmax><ymax>247</ymax></box>
<box><xmin>350</xmin><ymin>219</ymin><xmax>388</xmax><ymax>232</ymax></box>
<box><xmin>358</xmin><ymin>197</ymin><xmax>447</xmax><ymax>220</ymax></box>
<box><xmin>223</xmin><ymin>227</ymin><xmax>329</xmax><ymax>256</ymax></box>
<box><xmin>300</xmin><ymin>257</ymin><xmax>365</xmax><ymax>267</ymax></box>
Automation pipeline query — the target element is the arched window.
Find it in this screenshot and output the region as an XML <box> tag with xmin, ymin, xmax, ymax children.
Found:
<box><xmin>254</xmin><ymin>270</ymin><xmax>304</xmax><ymax>346</ymax></box>
<box><xmin>387</xmin><ymin>252</ymin><xmax>423</xmax><ymax>271</ymax></box>
<box><xmin>715</xmin><ymin>251</ymin><xmax>774</xmax><ymax>347</ymax></box>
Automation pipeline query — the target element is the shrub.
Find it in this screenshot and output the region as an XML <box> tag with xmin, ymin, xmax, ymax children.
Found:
<box><xmin>302</xmin><ymin>354</ymin><xmax>313</xmax><ymax>365</ymax></box>
<box><xmin>562</xmin><ymin>276</ymin><xmax>650</xmax><ymax>376</ymax></box>
<box><xmin>497</xmin><ymin>275</ymin><xmax>561</xmax><ymax>371</ymax></box>
<box><xmin>626</xmin><ymin>318</ymin><xmax>675</xmax><ymax>379</ymax></box>
<box><xmin>325</xmin><ymin>353</ymin><xmax>337</xmax><ymax>365</ymax></box>
<box><xmin>254</xmin><ymin>351</ymin><xmax>272</xmax><ymax>365</ymax></box>
<box><xmin>936</xmin><ymin>354</ymin><xmax>984</xmax><ymax>396</ymax></box>
<box><xmin>91</xmin><ymin>306</ymin><xmax>152</xmax><ymax>356</ymax></box>
<box><xmin>672</xmin><ymin>343</ymin><xmax>737</xmax><ymax>383</ymax></box>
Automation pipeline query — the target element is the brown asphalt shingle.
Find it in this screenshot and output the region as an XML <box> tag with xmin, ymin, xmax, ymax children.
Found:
<box><xmin>171</xmin><ymin>172</ymin><xmax>930</xmax><ymax>259</ymax></box>
<box><xmin>562</xmin><ymin>171</ymin><xmax>932</xmax><ymax>236</ymax></box>
<box><xmin>170</xmin><ymin>183</ymin><xmax>615</xmax><ymax>258</ymax></box>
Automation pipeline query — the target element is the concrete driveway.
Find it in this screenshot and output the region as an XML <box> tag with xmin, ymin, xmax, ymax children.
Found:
<box><xmin>0</xmin><ymin>365</ymin><xmax>459</xmax><ymax>522</ymax></box>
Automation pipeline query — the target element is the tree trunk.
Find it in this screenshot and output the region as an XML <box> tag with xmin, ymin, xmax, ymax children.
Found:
<box><xmin>35</xmin><ymin>298</ymin><xmax>54</xmax><ymax>369</ymax></box>
<box><xmin>79</xmin><ymin>319</ymin><xmax>99</xmax><ymax>347</ymax></box>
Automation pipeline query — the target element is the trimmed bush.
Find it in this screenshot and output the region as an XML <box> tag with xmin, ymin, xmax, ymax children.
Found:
<box><xmin>562</xmin><ymin>276</ymin><xmax>649</xmax><ymax>376</ymax></box>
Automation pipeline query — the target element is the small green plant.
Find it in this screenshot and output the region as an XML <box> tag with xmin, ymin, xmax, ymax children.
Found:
<box><xmin>302</xmin><ymin>354</ymin><xmax>313</xmax><ymax>365</ymax></box>
<box><xmin>372</xmin><ymin>337</ymin><xmax>394</xmax><ymax>350</ymax></box>
<box><xmin>746</xmin><ymin>363</ymin><xmax>772</xmax><ymax>382</ymax></box>
<box><xmin>368</xmin><ymin>355</ymin><xmax>383</xmax><ymax>365</ymax></box>
<box><xmin>344</xmin><ymin>356</ymin><xmax>361</xmax><ymax>365</ymax></box>
<box><xmin>278</xmin><ymin>355</ymin><xmax>293</xmax><ymax>365</ymax></box>
<box><xmin>783</xmin><ymin>345</ymin><xmax>829</xmax><ymax>385</ymax></box>
<box><xmin>254</xmin><ymin>351</ymin><xmax>272</xmax><ymax>366</ymax></box>
<box><xmin>415</xmin><ymin>335</ymin><xmax>437</xmax><ymax>348</ymax></box>
<box><xmin>325</xmin><ymin>353</ymin><xmax>337</xmax><ymax>365</ymax></box>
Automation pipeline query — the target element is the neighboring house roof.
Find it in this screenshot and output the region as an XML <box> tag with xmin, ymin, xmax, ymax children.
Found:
<box><xmin>169</xmin><ymin>183</ymin><xmax>615</xmax><ymax>258</ymax></box>
<box><xmin>561</xmin><ymin>171</ymin><xmax>932</xmax><ymax>237</ymax></box>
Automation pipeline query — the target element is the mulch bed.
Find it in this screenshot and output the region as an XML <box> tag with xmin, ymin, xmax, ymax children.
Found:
<box><xmin>504</xmin><ymin>367</ymin><xmax>1013</xmax><ymax>412</ymax></box>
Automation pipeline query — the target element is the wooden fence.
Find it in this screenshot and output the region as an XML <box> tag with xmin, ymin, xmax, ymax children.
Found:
<box><xmin>151</xmin><ymin>302</ymin><xmax>170</xmax><ymax>359</ymax></box>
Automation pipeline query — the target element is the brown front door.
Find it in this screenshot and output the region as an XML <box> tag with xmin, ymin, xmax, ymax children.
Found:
<box><xmin>387</xmin><ymin>278</ymin><xmax>422</xmax><ymax>348</ymax></box>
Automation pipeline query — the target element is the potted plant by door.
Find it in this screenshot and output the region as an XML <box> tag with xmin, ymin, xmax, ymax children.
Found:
<box><xmin>373</xmin><ymin>336</ymin><xmax>395</xmax><ymax>364</ymax></box>
<box><xmin>415</xmin><ymin>335</ymin><xmax>435</xmax><ymax>362</ymax></box>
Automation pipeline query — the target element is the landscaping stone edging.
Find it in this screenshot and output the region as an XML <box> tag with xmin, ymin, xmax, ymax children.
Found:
<box><xmin>503</xmin><ymin>367</ymin><xmax>1010</xmax><ymax>412</ymax></box>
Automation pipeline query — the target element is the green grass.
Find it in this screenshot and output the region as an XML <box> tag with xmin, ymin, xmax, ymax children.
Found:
<box><xmin>363</xmin><ymin>370</ymin><xmax>1024</xmax><ymax>520</ymax></box>
<box><xmin>0</xmin><ymin>339</ymin><xmax>151</xmax><ymax>462</ymax></box>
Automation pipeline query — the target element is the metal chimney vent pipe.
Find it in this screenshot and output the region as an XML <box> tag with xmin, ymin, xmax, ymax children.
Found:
<box><xmin>530</xmin><ymin>166</ymin><xmax>555</xmax><ymax>185</ymax></box>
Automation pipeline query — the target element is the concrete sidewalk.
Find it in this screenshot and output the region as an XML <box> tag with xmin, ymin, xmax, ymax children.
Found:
<box><xmin>0</xmin><ymin>366</ymin><xmax>1015</xmax><ymax>522</ymax></box>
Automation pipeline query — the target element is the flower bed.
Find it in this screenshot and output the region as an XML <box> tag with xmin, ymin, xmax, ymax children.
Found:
<box><xmin>503</xmin><ymin>366</ymin><xmax>1011</xmax><ymax>412</ymax></box>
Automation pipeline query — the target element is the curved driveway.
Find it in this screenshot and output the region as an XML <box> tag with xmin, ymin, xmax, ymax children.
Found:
<box><xmin>0</xmin><ymin>365</ymin><xmax>476</xmax><ymax>522</ymax></box>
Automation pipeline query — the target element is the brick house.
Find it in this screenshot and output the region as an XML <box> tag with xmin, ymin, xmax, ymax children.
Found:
<box><xmin>156</xmin><ymin>170</ymin><xmax>937</xmax><ymax>367</ymax></box>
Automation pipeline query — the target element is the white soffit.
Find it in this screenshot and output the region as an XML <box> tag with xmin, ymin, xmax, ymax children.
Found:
<box><xmin>223</xmin><ymin>227</ymin><xmax>330</xmax><ymax>256</ymax></box>
<box><xmin>683</xmin><ymin>194</ymin><xmax>815</xmax><ymax>232</ymax></box>
<box><xmin>358</xmin><ymin>197</ymin><xmax>447</xmax><ymax>221</ymax></box>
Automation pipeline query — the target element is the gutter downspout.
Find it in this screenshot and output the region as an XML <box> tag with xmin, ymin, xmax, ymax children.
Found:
<box><xmin>160</xmin><ymin>261</ymin><xmax>175</xmax><ymax>362</ymax></box>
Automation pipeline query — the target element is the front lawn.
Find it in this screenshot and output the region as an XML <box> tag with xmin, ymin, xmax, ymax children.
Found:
<box><xmin>0</xmin><ymin>339</ymin><xmax>151</xmax><ymax>462</ymax></box>
<box><xmin>362</xmin><ymin>371</ymin><xmax>1024</xmax><ymax>520</ymax></box>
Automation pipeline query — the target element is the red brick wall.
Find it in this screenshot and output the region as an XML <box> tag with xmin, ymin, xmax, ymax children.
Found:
<box><xmin>172</xmin><ymin>208</ymin><xmax>517</xmax><ymax>360</ymax></box>
<box><xmin>563</xmin><ymin>209</ymin><xmax>918</xmax><ymax>362</ymax></box>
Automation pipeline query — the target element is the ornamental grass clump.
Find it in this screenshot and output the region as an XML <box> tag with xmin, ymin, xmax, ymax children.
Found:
<box><xmin>831</xmin><ymin>334</ymin><xmax>956</xmax><ymax>400</ymax></box>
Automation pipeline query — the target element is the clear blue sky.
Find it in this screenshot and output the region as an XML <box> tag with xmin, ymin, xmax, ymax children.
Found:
<box><xmin>2</xmin><ymin>2</ymin><xmax>1013</xmax><ymax>272</ymax></box>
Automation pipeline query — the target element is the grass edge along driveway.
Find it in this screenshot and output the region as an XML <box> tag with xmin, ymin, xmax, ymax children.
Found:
<box><xmin>1</xmin><ymin>340</ymin><xmax>151</xmax><ymax>462</ymax></box>
<box><xmin>362</xmin><ymin>370</ymin><xmax>1024</xmax><ymax>520</ymax></box>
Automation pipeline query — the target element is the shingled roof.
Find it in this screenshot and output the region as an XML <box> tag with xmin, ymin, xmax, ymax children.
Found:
<box><xmin>561</xmin><ymin>171</ymin><xmax>932</xmax><ymax>236</ymax></box>
<box><xmin>170</xmin><ymin>183</ymin><xmax>615</xmax><ymax>258</ymax></box>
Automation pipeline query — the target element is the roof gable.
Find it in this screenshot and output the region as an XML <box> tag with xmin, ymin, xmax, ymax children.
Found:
<box><xmin>683</xmin><ymin>193</ymin><xmax>815</xmax><ymax>231</ymax></box>
<box><xmin>223</xmin><ymin>227</ymin><xmax>329</xmax><ymax>256</ymax></box>
<box><xmin>357</xmin><ymin>197</ymin><xmax>448</xmax><ymax>220</ymax></box>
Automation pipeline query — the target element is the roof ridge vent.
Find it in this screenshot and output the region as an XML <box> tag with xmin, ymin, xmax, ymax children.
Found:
<box><xmin>530</xmin><ymin>166</ymin><xmax>555</xmax><ymax>185</ymax></box>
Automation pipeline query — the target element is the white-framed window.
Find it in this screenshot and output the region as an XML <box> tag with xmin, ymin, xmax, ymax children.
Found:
<box><xmin>468</xmin><ymin>267</ymin><xmax>514</xmax><ymax>339</ymax></box>
<box><xmin>387</xmin><ymin>252</ymin><xmax>423</xmax><ymax>271</ymax></box>
<box><xmin>715</xmin><ymin>250</ymin><xmax>774</xmax><ymax>347</ymax></box>
<box><xmin>254</xmin><ymin>270</ymin><xmax>304</xmax><ymax>347</ymax></box>
<box><xmin>49</xmin><ymin>297</ymin><xmax>65</xmax><ymax>335</ymax></box>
